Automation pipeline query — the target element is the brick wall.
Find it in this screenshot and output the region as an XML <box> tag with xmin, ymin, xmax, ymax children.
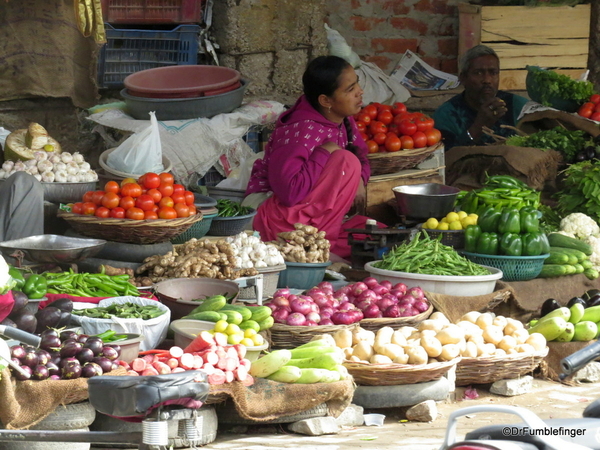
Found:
<box><xmin>325</xmin><ymin>0</ymin><xmax>460</xmax><ymax>75</ymax></box>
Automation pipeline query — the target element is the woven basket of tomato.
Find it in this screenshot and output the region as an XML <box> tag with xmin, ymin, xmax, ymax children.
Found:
<box><xmin>355</xmin><ymin>102</ymin><xmax>443</xmax><ymax>176</ymax></box>
<box><xmin>59</xmin><ymin>172</ymin><xmax>204</xmax><ymax>244</ymax></box>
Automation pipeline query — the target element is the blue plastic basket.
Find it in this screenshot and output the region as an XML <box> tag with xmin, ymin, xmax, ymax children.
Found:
<box><xmin>98</xmin><ymin>24</ymin><xmax>200</xmax><ymax>89</ymax></box>
<box><xmin>277</xmin><ymin>261</ymin><xmax>332</xmax><ymax>290</ymax></box>
<box><xmin>462</xmin><ymin>252</ymin><xmax>550</xmax><ymax>282</ymax></box>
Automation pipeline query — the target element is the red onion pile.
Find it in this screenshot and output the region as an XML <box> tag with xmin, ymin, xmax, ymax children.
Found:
<box><xmin>266</xmin><ymin>278</ymin><xmax>430</xmax><ymax>327</ymax></box>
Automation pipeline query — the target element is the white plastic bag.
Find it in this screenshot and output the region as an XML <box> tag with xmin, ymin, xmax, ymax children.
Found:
<box><xmin>106</xmin><ymin>111</ymin><xmax>164</xmax><ymax>175</ymax></box>
<box><xmin>325</xmin><ymin>24</ymin><xmax>362</xmax><ymax>69</ymax></box>
<box><xmin>356</xmin><ymin>62</ymin><xmax>410</xmax><ymax>105</ymax></box>
<box><xmin>70</xmin><ymin>296</ymin><xmax>171</xmax><ymax>351</ymax></box>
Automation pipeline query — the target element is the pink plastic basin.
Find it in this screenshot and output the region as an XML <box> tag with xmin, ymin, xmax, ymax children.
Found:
<box><xmin>124</xmin><ymin>65</ymin><xmax>241</xmax><ymax>99</ymax></box>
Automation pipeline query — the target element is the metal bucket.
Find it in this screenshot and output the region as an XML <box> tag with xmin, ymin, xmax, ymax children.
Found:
<box><xmin>392</xmin><ymin>183</ymin><xmax>460</xmax><ymax>220</ymax></box>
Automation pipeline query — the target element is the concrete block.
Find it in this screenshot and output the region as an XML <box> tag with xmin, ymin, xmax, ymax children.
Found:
<box><xmin>573</xmin><ymin>362</ymin><xmax>600</xmax><ymax>383</ymax></box>
<box><xmin>288</xmin><ymin>417</ymin><xmax>340</xmax><ymax>436</ymax></box>
<box><xmin>489</xmin><ymin>376</ymin><xmax>533</xmax><ymax>397</ymax></box>
<box><xmin>272</xmin><ymin>49</ymin><xmax>308</xmax><ymax>97</ymax></box>
<box><xmin>406</xmin><ymin>400</ymin><xmax>438</xmax><ymax>422</ymax></box>
<box><xmin>238</xmin><ymin>53</ymin><xmax>275</xmax><ymax>96</ymax></box>
<box><xmin>334</xmin><ymin>404</ymin><xmax>364</xmax><ymax>427</ymax></box>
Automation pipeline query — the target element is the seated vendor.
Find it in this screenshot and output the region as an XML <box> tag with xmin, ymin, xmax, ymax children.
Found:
<box><xmin>244</xmin><ymin>55</ymin><xmax>375</xmax><ymax>260</ymax></box>
<box><xmin>433</xmin><ymin>45</ymin><xmax>529</xmax><ymax>151</ymax></box>
<box><xmin>0</xmin><ymin>172</ymin><xmax>44</xmax><ymax>241</ymax></box>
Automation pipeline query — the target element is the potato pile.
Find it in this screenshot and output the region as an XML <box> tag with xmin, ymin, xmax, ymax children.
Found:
<box><xmin>135</xmin><ymin>238</ymin><xmax>259</xmax><ymax>285</ymax></box>
<box><xmin>333</xmin><ymin>311</ymin><xmax>547</xmax><ymax>365</ymax></box>
<box><xmin>269</xmin><ymin>223</ymin><xmax>330</xmax><ymax>263</ymax></box>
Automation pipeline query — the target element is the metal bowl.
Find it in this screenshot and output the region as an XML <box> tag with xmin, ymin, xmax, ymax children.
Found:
<box><xmin>393</xmin><ymin>183</ymin><xmax>461</xmax><ymax>220</ymax></box>
<box><xmin>0</xmin><ymin>234</ymin><xmax>106</xmax><ymax>263</ymax></box>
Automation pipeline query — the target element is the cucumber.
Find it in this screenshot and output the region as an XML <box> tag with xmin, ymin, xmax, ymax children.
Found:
<box><xmin>545</xmin><ymin>250</ymin><xmax>570</xmax><ymax>265</ymax></box>
<box><xmin>549</xmin><ymin>247</ymin><xmax>587</xmax><ymax>263</ymax></box>
<box><xmin>582</xmin><ymin>259</ymin><xmax>594</xmax><ymax>270</ymax></box>
<box><xmin>266</xmin><ymin>366</ymin><xmax>302</xmax><ymax>383</ymax></box>
<box><xmin>528</xmin><ymin>316</ymin><xmax>568</xmax><ymax>341</ymax></box>
<box><xmin>569</xmin><ymin>302</ymin><xmax>585</xmax><ymax>325</ymax></box>
<box><xmin>220</xmin><ymin>310</ymin><xmax>244</xmax><ymax>325</ymax></box>
<box><xmin>258</xmin><ymin>316</ymin><xmax>275</xmax><ymax>331</ymax></box>
<box><xmin>191</xmin><ymin>295</ymin><xmax>227</xmax><ymax>312</ymax></box>
<box><xmin>182</xmin><ymin>311</ymin><xmax>223</xmax><ymax>322</ymax></box>
<box><xmin>285</xmin><ymin>351</ymin><xmax>344</xmax><ymax>370</ymax></box>
<box><xmin>574</xmin><ymin>263</ymin><xmax>585</xmax><ymax>274</ymax></box>
<box><xmin>220</xmin><ymin>304</ymin><xmax>253</xmax><ymax>322</ymax></box>
<box><xmin>295</xmin><ymin>368</ymin><xmax>329</xmax><ymax>384</ymax></box>
<box><xmin>250</xmin><ymin>306</ymin><xmax>272</xmax><ymax>323</ymax></box>
<box><xmin>249</xmin><ymin>349</ymin><xmax>292</xmax><ymax>378</ymax></box>
<box><xmin>538</xmin><ymin>306</ymin><xmax>570</xmax><ymax>324</ymax></box>
<box><xmin>555</xmin><ymin>322</ymin><xmax>575</xmax><ymax>342</ymax></box>
<box><xmin>289</xmin><ymin>345</ymin><xmax>338</xmax><ymax>360</ymax></box>
<box><xmin>573</xmin><ymin>321</ymin><xmax>598</xmax><ymax>342</ymax></box>
<box><xmin>238</xmin><ymin>319</ymin><xmax>261</xmax><ymax>333</ymax></box>
<box><xmin>548</xmin><ymin>233</ymin><xmax>593</xmax><ymax>255</ymax></box>
<box><xmin>581</xmin><ymin>305</ymin><xmax>600</xmax><ymax>323</ymax></box>
<box><xmin>585</xmin><ymin>268</ymin><xmax>600</xmax><ymax>280</ymax></box>
<box><xmin>538</xmin><ymin>264</ymin><xmax>572</xmax><ymax>278</ymax></box>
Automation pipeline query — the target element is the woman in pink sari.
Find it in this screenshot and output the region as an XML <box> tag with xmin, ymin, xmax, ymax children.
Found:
<box><xmin>245</xmin><ymin>56</ymin><xmax>375</xmax><ymax>259</ymax></box>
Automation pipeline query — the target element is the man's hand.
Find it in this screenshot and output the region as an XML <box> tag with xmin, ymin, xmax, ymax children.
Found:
<box><xmin>478</xmin><ymin>97</ymin><xmax>508</xmax><ymax>127</ymax></box>
<box><xmin>353</xmin><ymin>183</ymin><xmax>366</xmax><ymax>216</ymax></box>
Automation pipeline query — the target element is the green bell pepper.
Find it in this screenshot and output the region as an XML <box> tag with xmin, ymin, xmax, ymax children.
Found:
<box><xmin>464</xmin><ymin>224</ymin><xmax>482</xmax><ymax>253</ymax></box>
<box><xmin>522</xmin><ymin>232</ymin><xmax>547</xmax><ymax>256</ymax></box>
<box><xmin>519</xmin><ymin>206</ymin><xmax>539</xmax><ymax>233</ymax></box>
<box><xmin>499</xmin><ymin>233</ymin><xmax>523</xmax><ymax>256</ymax></box>
<box><xmin>476</xmin><ymin>232</ymin><xmax>499</xmax><ymax>255</ymax></box>
<box><xmin>539</xmin><ymin>233</ymin><xmax>551</xmax><ymax>255</ymax></box>
<box><xmin>8</xmin><ymin>266</ymin><xmax>25</xmax><ymax>291</ymax></box>
<box><xmin>498</xmin><ymin>208</ymin><xmax>521</xmax><ymax>234</ymax></box>
<box><xmin>22</xmin><ymin>274</ymin><xmax>47</xmax><ymax>299</ymax></box>
<box><xmin>479</xmin><ymin>206</ymin><xmax>501</xmax><ymax>233</ymax></box>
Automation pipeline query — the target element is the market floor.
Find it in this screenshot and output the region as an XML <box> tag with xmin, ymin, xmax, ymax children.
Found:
<box><xmin>202</xmin><ymin>379</ymin><xmax>600</xmax><ymax>450</ymax></box>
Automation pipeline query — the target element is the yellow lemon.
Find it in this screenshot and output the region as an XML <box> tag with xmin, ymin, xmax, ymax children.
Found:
<box><xmin>225</xmin><ymin>323</ymin><xmax>241</xmax><ymax>335</ymax></box>
<box><xmin>440</xmin><ymin>217</ymin><xmax>449</xmax><ymax>224</ymax></box>
<box><xmin>214</xmin><ymin>320</ymin><xmax>228</xmax><ymax>333</ymax></box>
<box><xmin>448</xmin><ymin>220</ymin><xmax>463</xmax><ymax>230</ymax></box>
<box><xmin>468</xmin><ymin>213</ymin><xmax>478</xmax><ymax>220</ymax></box>
<box><xmin>251</xmin><ymin>334</ymin><xmax>265</xmax><ymax>346</ymax></box>
<box><xmin>424</xmin><ymin>218</ymin><xmax>439</xmax><ymax>229</ymax></box>
<box><xmin>244</xmin><ymin>328</ymin><xmax>258</xmax><ymax>338</ymax></box>
<box><xmin>445</xmin><ymin>212</ymin><xmax>460</xmax><ymax>223</ymax></box>
<box><xmin>240</xmin><ymin>338</ymin><xmax>255</xmax><ymax>347</ymax></box>
<box><xmin>461</xmin><ymin>216</ymin><xmax>477</xmax><ymax>227</ymax></box>
<box><xmin>436</xmin><ymin>222</ymin><xmax>449</xmax><ymax>230</ymax></box>
<box><xmin>227</xmin><ymin>333</ymin><xmax>244</xmax><ymax>345</ymax></box>
<box><xmin>457</xmin><ymin>211</ymin><xmax>468</xmax><ymax>219</ymax></box>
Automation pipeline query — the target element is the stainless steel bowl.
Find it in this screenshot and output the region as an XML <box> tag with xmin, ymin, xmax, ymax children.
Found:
<box><xmin>393</xmin><ymin>183</ymin><xmax>461</xmax><ymax>220</ymax></box>
<box><xmin>0</xmin><ymin>234</ymin><xmax>106</xmax><ymax>263</ymax></box>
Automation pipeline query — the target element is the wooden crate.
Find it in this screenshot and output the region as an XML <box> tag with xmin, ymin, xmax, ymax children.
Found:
<box><xmin>458</xmin><ymin>2</ymin><xmax>590</xmax><ymax>90</ymax></box>
<box><xmin>366</xmin><ymin>168</ymin><xmax>444</xmax><ymax>225</ymax></box>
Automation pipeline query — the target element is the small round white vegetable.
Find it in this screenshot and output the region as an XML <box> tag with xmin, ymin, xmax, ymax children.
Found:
<box><xmin>53</xmin><ymin>161</ymin><xmax>66</xmax><ymax>172</ymax></box>
<box><xmin>41</xmin><ymin>170</ymin><xmax>55</xmax><ymax>182</ymax></box>
<box><xmin>37</xmin><ymin>160</ymin><xmax>53</xmax><ymax>172</ymax></box>
<box><xmin>60</xmin><ymin>152</ymin><xmax>73</xmax><ymax>163</ymax></box>
<box><xmin>2</xmin><ymin>161</ymin><xmax>14</xmax><ymax>172</ymax></box>
<box><xmin>66</xmin><ymin>162</ymin><xmax>79</xmax><ymax>175</ymax></box>
<box><xmin>14</xmin><ymin>161</ymin><xmax>26</xmax><ymax>171</ymax></box>
<box><xmin>49</xmin><ymin>154</ymin><xmax>62</xmax><ymax>164</ymax></box>
<box><xmin>33</xmin><ymin>151</ymin><xmax>48</xmax><ymax>161</ymax></box>
<box><xmin>25</xmin><ymin>158</ymin><xmax>38</xmax><ymax>168</ymax></box>
<box><xmin>72</xmin><ymin>152</ymin><xmax>85</xmax><ymax>163</ymax></box>
<box><xmin>26</xmin><ymin>165</ymin><xmax>39</xmax><ymax>175</ymax></box>
<box><xmin>55</xmin><ymin>170</ymin><xmax>68</xmax><ymax>183</ymax></box>
<box><xmin>33</xmin><ymin>173</ymin><xmax>42</xmax><ymax>182</ymax></box>
<box><xmin>78</xmin><ymin>161</ymin><xmax>91</xmax><ymax>171</ymax></box>
<box><xmin>67</xmin><ymin>173</ymin><xmax>81</xmax><ymax>183</ymax></box>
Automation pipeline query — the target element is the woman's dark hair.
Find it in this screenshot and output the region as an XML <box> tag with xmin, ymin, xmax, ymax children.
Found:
<box><xmin>302</xmin><ymin>55</ymin><xmax>360</xmax><ymax>155</ymax></box>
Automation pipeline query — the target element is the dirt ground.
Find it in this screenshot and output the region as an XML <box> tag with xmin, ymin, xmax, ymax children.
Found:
<box><xmin>208</xmin><ymin>378</ymin><xmax>600</xmax><ymax>450</ymax></box>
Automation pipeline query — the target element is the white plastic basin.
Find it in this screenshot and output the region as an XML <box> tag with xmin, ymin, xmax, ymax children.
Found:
<box><xmin>364</xmin><ymin>261</ymin><xmax>503</xmax><ymax>297</ymax></box>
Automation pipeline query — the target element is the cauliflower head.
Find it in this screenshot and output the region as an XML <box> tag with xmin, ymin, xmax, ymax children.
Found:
<box><xmin>586</xmin><ymin>235</ymin><xmax>600</xmax><ymax>271</ymax></box>
<box><xmin>0</xmin><ymin>255</ymin><xmax>15</xmax><ymax>294</ymax></box>
<box><xmin>560</xmin><ymin>213</ymin><xmax>600</xmax><ymax>240</ymax></box>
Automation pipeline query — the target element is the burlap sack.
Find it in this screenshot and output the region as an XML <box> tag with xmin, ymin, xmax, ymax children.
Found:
<box><xmin>538</xmin><ymin>341</ymin><xmax>597</xmax><ymax>385</ymax></box>
<box><xmin>0</xmin><ymin>367</ymin><xmax>127</xmax><ymax>430</ymax></box>
<box><xmin>517</xmin><ymin>109</ymin><xmax>600</xmax><ymax>139</ymax></box>
<box><xmin>208</xmin><ymin>377</ymin><xmax>355</xmax><ymax>421</ymax></box>
<box><xmin>424</xmin><ymin>281</ymin><xmax>514</xmax><ymax>323</ymax></box>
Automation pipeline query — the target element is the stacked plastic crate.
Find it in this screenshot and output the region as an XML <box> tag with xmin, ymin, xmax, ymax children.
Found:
<box><xmin>98</xmin><ymin>0</ymin><xmax>203</xmax><ymax>89</ymax></box>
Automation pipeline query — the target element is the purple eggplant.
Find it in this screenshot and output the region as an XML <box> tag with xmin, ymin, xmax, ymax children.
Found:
<box><xmin>22</xmin><ymin>348</ymin><xmax>39</xmax><ymax>368</ymax></box>
<box><xmin>35</xmin><ymin>306</ymin><xmax>62</xmax><ymax>334</ymax></box>
<box><xmin>59</xmin><ymin>357</ymin><xmax>78</xmax><ymax>369</ymax></box>
<box><xmin>13</xmin><ymin>365</ymin><xmax>32</xmax><ymax>381</ymax></box>
<box><xmin>32</xmin><ymin>365</ymin><xmax>50</xmax><ymax>381</ymax></box>
<box><xmin>100</xmin><ymin>346</ymin><xmax>119</xmax><ymax>361</ymax></box>
<box><xmin>81</xmin><ymin>362</ymin><xmax>103</xmax><ymax>378</ymax></box>
<box><xmin>92</xmin><ymin>357</ymin><xmax>114</xmax><ymax>373</ymax></box>
<box><xmin>9</xmin><ymin>291</ymin><xmax>29</xmax><ymax>315</ymax></box>
<box><xmin>40</xmin><ymin>334</ymin><xmax>61</xmax><ymax>352</ymax></box>
<box><xmin>84</xmin><ymin>337</ymin><xmax>104</xmax><ymax>356</ymax></box>
<box><xmin>49</xmin><ymin>374</ymin><xmax>61</xmax><ymax>380</ymax></box>
<box><xmin>10</xmin><ymin>310</ymin><xmax>37</xmax><ymax>334</ymax></box>
<box><xmin>35</xmin><ymin>349</ymin><xmax>51</xmax><ymax>366</ymax></box>
<box><xmin>76</xmin><ymin>348</ymin><xmax>95</xmax><ymax>364</ymax></box>
<box><xmin>10</xmin><ymin>345</ymin><xmax>26</xmax><ymax>361</ymax></box>
<box><xmin>76</xmin><ymin>334</ymin><xmax>89</xmax><ymax>344</ymax></box>
<box><xmin>41</xmin><ymin>328</ymin><xmax>60</xmax><ymax>338</ymax></box>
<box><xmin>60</xmin><ymin>330</ymin><xmax>78</xmax><ymax>342</ymax></box>
<box><xmin>61</xmin><ymin>360</ymin><xmax>82</xmax><ymax>379</ymax></box>
<box><xmin>46</xmin><ymin>362</ymin><xmax>61</xmax><ymax>377</ymax></box>
<box><xmin>60</xmin><ymin>341</ymin><xmax>83</xmax><ymax>358</ymax></box>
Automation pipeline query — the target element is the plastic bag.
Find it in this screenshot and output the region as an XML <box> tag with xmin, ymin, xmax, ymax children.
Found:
<box><xmin>70</xmin><ymin>296</ymin><xmax>171</xmax><ymax>351</ymax></box>
<box><xmin>325</xmin><ymin>24</ymin><xmax>362</xmax><ymax>68</ymax></box>
<box><xmin>356</xmin><ymin>62</ymin><xmax>410</xmax><ymax>105</ymax></box>
<box><xmin>106</xmin><ymin>111</ymin><xmax>164</xmax><ymax>175</ymax></box>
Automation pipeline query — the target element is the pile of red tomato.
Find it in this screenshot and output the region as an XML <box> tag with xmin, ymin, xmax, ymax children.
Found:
<box><xmin>71</xmin><ymin>172</ymin><xmax>198</xmax><ymax>220</ymax></box>
<box><xmin>577</xmin><ymin>94</ymin><xmax>600</xmax><ymax>121</ymax></box>
<box><xmin>355</xmin><ymin>102</ymin><xmax>442</xmax><ymax>153</ymax></box>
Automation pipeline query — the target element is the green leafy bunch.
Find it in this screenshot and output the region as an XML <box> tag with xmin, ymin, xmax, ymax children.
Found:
<box><xmin>530</xmin><ymin>68</ymin><xmax>594</xmax><ymax>106</ymax></box>
<box><xmin>505</xmin><ymin>127</ymin><xmax>588</xmax><ymax>163</ymax></box>
<box><xmin>557</xmin><ymin>160</ymin><xmax>600</xmax><ymax>222</ymax></box>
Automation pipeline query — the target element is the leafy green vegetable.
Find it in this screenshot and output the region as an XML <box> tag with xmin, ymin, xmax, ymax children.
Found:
<box><xmin>529</xmin><ymin>68</ymin><xmax>594</xmax><ymax>106</ymax></box>
<box><xmin>504</xmin><ymin>127</ymin><xmax>589</xmax><ymax>163</ymax></box>
<box><xmin>538</xmin><ymin>204</ymin><xmax>562</xmax><ymax>234</ymax></box>
<box><xmin>557</xmin><ymin>161</ymin><xmax>600</xmax><ymax>223</ymax></box>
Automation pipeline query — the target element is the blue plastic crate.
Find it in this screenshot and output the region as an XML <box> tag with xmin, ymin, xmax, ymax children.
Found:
<box><xmin>98</xmin><ymin>24</ymin><xmax>200</xmax><ymax>89</ymax></box>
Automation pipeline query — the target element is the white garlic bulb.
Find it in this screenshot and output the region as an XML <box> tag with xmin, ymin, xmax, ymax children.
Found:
<box><xmin>82</xmin><ymin>170</ymin><xmax>98</xmax><ymax>182</ymax></box>
<box><xmin>66</xmin><ymin>162</ymin><xmax>79</xmax><ymax>175</ymax></box>
<box><xmin>2</xmin><ymin>161</ymin><xmax>14</xmax><ymax>172</ymax></box>
<box><xmin>60</xmin><ymin>152</ymin><xmax>73</xmax><ymax>163</ymax></box>
<box><xmin>54</xmin><ymin>170</ymin><xmax>68</xmax><ymax>182</ymax></box>
<box><xmin>53</xmin><ymin>161</ymin><xmax>66</xmax><ymax>172</ymax></box>
<box><xmin>25</xmin><ymin>159</ymin><xmax>38</xmax><ymax>168</ymax></box>
<box><xmin>72</xmin><ymin>152</ymin><xmax>85</xmax><ymax>164</ymax></box>
<box><xmin>37</xmin><ymin>160</ymin><xmax>53</xmax><ymax>172</ymax></box>
<box><xmin>49</xmin><ymin>154</ymin><xmax>62</xmax><ymax>164</ymax></box>
<box><xmin>67</xmin><ymin>173</ymin><xmax>81</xmax><ymax>183</ymax></box>
<box><xmin>33</xmin><ymin>174</ymin><xmax>42</xmax><ymax>182</ymax></box>
<box><xmin>33</xmin><ymin>151</ymin><xmax>48</xmax><ymax>161</ymax></box>
<box><xmin>14</xmin><ymin>161</ymin><xmax>26</xmax><ymax>171</ymax></box>
<box><xmin>41</xmin><ymin>171</ymin><xmax>55</xmax><ymax>183</ymax></box>
<box><xmin>78</xmin><ymin>161</ymin><xmax>91</xmax><ymax>171</ymax></box>
<box><xmin>26</xmin><ymin>166</ymin><xmax>39</xmax><ymax>175</ymax></box>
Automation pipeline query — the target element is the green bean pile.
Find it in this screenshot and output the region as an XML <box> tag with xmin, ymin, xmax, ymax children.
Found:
<box><xmin>72</xmin><ymin>302</ymin><xmax>165</xmax><ymax>320</ymax></box>
<box><xmin>374</xmin><ymin>231</ymin><xmax>490</xmax><ymax>276</ymax></box>
<box><xmin>216</xmin><ymin>199</ymin><xmax>251</xmax><ymax>217</ymax></box>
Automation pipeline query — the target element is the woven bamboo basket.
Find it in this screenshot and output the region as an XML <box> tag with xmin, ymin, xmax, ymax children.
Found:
<box><xmin>343</xmin><ymin>357</ymin><xmax>460</xmax><ymax>386</ymax></box>
<box><xmin>58</xmin><ymin>210</ymin><xmax>203</xmax><ymax>245</ymax></box>
<box><xmin>268</xmin><ymin>322</ymin><xmax>360</xmax><ymax>349</ymax></box>
<box><xmin>367</xmin><ymin>142</ymin><xmax>441</xmax><ymax>176</ymax></box>
<box><xmin>358</xmin><ymin>303</ymin><xmax>434</xmax><ymax>332</ymax></box>
<box><xmin>455</xmin><ymin>347</ymin><xmax>549</xmax><ymax>386</ymax></box>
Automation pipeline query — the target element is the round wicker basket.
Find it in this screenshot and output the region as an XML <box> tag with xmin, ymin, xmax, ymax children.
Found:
<box><xmin>367</xmin><ymin>142</ymin><xmax>442</xmax><ymax>176</ymax></box>
<box><xmin>268</xmin><ymin>322</ymin><xmax>360</xmax><ymax>349</ymax></box>
<box><xmin>455</xmin><ymin>347</ymin><xmax>549</xmax><ymax>386</ymax></box>
<box><xmin>343</xmin><ymin>357</ymin><xmax>460</xmax><ymax>386</ymax></box>
<box><xmin>58</xmin><ymin>210</ymin><xmax>203</xmax><ymax>245</ymax></box>
<box><xmin>358</xmin><ymin>303</ymin><xmax>434</xmax><ymax>332</ymax></box>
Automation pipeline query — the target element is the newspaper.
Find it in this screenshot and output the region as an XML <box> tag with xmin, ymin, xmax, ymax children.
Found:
<box><xmin>390</xmin><ymin>50</ymin><xmax>460</xmax><ymax>91</ymax></box>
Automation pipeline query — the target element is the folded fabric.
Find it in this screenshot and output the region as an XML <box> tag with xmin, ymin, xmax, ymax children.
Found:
<box><xmin>0</xmin><ymin>291</ymin><xmax>15</xmax><ymax>322</ymax></box>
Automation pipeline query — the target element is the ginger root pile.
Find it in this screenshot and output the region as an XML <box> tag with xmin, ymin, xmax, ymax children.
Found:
<box><xmin>134</xmin><ymin>238</ymin><xmax>259</xmax><ymax>285</ymax></box>
<box><xmin>269</xmin><ymin>223</ymin><xmax>330</xmax><ymax>263</ymax></box>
